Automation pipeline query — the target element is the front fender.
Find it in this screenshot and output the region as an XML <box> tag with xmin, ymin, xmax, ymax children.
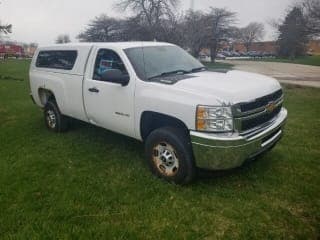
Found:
<box><xmin>134</xmin><ymin>81</ymin><xmax>204</xmax><ymax>140</ymax></box>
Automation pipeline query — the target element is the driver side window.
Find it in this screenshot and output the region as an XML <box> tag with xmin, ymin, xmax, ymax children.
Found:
<box><xmin>93</xmin><ymin>49</ymin><xmax>128</xmax><ymax>81</ymax></box>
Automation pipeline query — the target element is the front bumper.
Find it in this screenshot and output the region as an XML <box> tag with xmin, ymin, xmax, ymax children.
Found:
<box><xmin>190</xmin><ymin>108</ymin><xmax>288</xmax><ymax>170</ymax></box>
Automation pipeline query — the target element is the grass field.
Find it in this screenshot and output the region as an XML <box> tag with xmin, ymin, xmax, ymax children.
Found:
<box><xmin>203</xmin><ymin>62</ymin><xmax>234</xmax><ymax>71</ymax></box>
<box><xmin>0</xmin><ymin>60</ymin><xmax>319</xmax><ymax>239</ymax></box>
<box><xmin>240</xmin><ymin>55</ymin><xmax>320</xmax><ymax>66</ymax></box>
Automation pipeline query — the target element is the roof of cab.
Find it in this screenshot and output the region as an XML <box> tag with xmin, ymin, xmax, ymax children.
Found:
<box><xmin>38</xmin><ymin>41</ymin><xmax>174</xmax><ymax>50</ymax></box>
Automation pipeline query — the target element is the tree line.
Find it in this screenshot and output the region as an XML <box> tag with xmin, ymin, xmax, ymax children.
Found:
<box><xmin>76</xmin><ymin>0</ymin><xmax>265</xmax><ymax>62</ymax></box>
<box><xmin>277</xmin><ymin>0</ymin><xmax>320</xmax><ymax>58</ymax></box>
<box><xmin>1</xmin><ymin>0</ymin><xmax>319</xmax><ymax>61</ymax></box>
<box><xmin>75</xmin><ymin>0</ymin><xmax>320</xmax><ymax>61</ymax></box>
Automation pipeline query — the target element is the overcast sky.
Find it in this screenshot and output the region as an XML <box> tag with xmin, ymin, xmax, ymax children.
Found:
<box><xmin>0</xmin><ymin>0</ymin><xmax>294</xmax><ymax>45</ymax></box>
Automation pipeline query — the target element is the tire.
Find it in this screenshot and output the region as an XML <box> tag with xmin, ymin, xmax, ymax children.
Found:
<box><xmin>145</xmin><ymin>127</ymin><xmax>196</xmax><ymax>185</ymax></box>
<box><xmin>44</xmin><ymin>100</ymin><xmax>68</xmax><ymax>132</ymax></box>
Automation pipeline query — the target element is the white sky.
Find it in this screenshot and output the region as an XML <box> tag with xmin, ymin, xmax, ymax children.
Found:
<box><xmin>0</xmin><ymin>0</ymin><xmax>294</xmax><ymax>45</ymax></box>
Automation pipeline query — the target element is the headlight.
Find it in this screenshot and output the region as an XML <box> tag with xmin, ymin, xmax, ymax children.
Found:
<box><xmin>196</xmin><ymin>105</ymin><xmax>233</xmax><ymax>132</ymax></box>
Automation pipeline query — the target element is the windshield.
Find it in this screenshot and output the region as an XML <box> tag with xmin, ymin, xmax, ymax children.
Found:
<box><xmin>124</xmin><ymin>45</ymin><xmax>204</xmax><ymax>81</ymax></box>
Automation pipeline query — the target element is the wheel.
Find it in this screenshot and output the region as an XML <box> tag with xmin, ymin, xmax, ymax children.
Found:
<box><xmin>44</xmin><ymin>100</ymin><xmax>68</xmax><ymax>132</ymax></box>
<box><xmin>145</xmin><ymin>127</ymin><xmax>196</xmax><ymax>185</ymax></box>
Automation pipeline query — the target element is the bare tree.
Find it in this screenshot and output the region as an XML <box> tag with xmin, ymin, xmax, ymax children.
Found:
<box><xmin>206</xmin><ymin>8</ymin><xmax>237</xmax><ymax>62</ymax></box>
<box><xmin>302</xmin><ymin>0</ymin><xmax>320</xmax><ymax>36</ymax></box>
<box><xmin>121</xmin><ymin>15</ymin><xmax>151</xmax><ymax>40</ymax></box>
<box><xmin>239</xmin><ymin>22</ymin><xmax>265</xmax><ymax>51</ymax></box>
<box><xmin>182</xmin><ymin>10</ymin><xmax>210</xmax><ymax>57</ymax></box>
<box><xmin>0</xmin><ymin>2</ymin><xmax>12</xmax><ymax>35</ymax></box>
<box><xmin>0</xmin><ymin>22</ymin><xmax>12</xmax><ymax>34</ymax></box>
<box><xmin>115</xmin><ymin>0</ymin><xmax>180</xmax><ymax>40</ymax></box>
<box><xmin>55</xmin><ymin>34</ymin><xmax>71</xmax><ymax>44</ymax></box>
<box><xmin>30</xmin><ymin>42</ymin><xmax>38</xmax><ymax>48</ymax></box>
<box><xmin>77</xmin><ymin>15</ymin><xmax>127</xmax><ymax>42</ymax></box>
<box><xmin>157</xmin><ymin>13</ymin><xmax>185</xmax><ymax>46</ymax></box>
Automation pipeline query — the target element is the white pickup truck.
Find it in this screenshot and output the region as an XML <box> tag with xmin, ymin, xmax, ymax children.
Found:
<box><xmin>29</xmin><ymin>42</ymin><xmax>287</xmax><ymax>184</ymax></box>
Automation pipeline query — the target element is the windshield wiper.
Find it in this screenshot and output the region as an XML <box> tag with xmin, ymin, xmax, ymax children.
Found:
<box><xmin>148</xmin><ymin>69</ymin><xmax>190</xmax><ymax>80</ymax></box>
<box><xmin>190</xmin><ymin>67</ymin><xmax>207</xmax><ymax>73</ymax></box>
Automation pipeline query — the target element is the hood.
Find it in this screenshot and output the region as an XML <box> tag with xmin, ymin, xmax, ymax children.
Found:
<box><xmin>174</xmin><ymin>70</ymin><xmax>282</xmax><ymax>104</ymax></box>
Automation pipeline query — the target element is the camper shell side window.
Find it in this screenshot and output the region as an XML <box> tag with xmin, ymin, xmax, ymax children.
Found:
<box><xmin>36</xmin><ymin>50</ymin><xmax>78</xmax><ymax>70</ymax></box>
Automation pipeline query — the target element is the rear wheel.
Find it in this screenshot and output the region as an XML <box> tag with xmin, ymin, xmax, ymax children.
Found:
<box><xmin>145</xmin><ymin>127</ymin><xmax>196</xmax><ymax>184</ymax></box>
<box><xmin>44</xmin><ymin>100</ymin><xmax>68</xmax><ymax>132</ymax></box>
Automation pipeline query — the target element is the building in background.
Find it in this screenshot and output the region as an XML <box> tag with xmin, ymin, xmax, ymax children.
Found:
<box><xmin>0</xmin><ymin>42</ymin><xmax>24</xmax><ymax>58</ymax></box>
<box><xmin>200</xmin><ymin>40</ymin><xmax>320</xmax><ymax>57</ymax></box>
<box><xmin>0</xmin><ymin>41</ymin><xmax>37</xmax><ymax>58</ymax></box>
<box><xmin>307</xmin><ymin>40</ymin><xmax>320</xmax><ymax>55</ymax></box>
<box><xmin>232</xmin><ymin>40</ymin><xmax>320</xmax><ymax>55</ymax></box>
<box><xmin>232</xmin><ymin>41</ymin><xmax>277</xmax><ymax>53</ymax></box>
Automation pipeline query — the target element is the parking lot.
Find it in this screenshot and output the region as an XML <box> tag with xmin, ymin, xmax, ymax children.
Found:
<box><xmin>221</xmin><ymin>60</ymin><xmax>320</xmax><ymax>88</ymax></box>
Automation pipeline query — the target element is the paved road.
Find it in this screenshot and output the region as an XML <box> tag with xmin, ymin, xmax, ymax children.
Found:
<box><xmin>220</xmin><ymin>60</ymin><xmax>320</xmax><ymax>88</ymax></box>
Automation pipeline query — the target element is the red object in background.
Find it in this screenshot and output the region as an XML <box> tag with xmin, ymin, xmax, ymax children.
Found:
<box><xmin>0</xmin><ymin>44</ymin><xmax>24</xmax><ymax>56</ymax></box>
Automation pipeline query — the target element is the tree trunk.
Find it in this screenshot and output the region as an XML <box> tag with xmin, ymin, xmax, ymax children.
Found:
<box><xmin>245</xmin><ymin>42</ymin><xmax>251</xmax><ymax>52</ymax></box>
<box><xmin>192</xmin><ymin>47</ymin><xmax>200</xmax><ymax>58</ymax></box>
<box><xmin>210</xmin><ymin>40</ymin><xmax>218</xmax><ymax>63</ymax></box>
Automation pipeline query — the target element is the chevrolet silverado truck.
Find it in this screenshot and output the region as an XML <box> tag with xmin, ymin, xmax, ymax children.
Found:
<box><xmin>29</xmin><ymin>42</ymin><xmax>288</xmax><ymax>184</ymax></box>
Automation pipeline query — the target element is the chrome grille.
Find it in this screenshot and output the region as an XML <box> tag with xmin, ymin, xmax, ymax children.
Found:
<box><xmin>234</xmin><ymin>90</ymin><xmax>284</xmax><ymax>134</ymax></box>
<box><xmin>239</xmin><ymin>89</ymin><xmax>283</xmax><ymax>113</ymax></box>
<box><xmin>241</xmin><ymin>104</ymin><xmax>282</xmax><ymax>132</ymax></box>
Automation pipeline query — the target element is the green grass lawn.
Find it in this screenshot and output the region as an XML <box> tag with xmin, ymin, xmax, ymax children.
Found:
<box><xmin>0</xmin><ymin>59</ymin><xmax>319</xmax><ymax>239</ymax></box>
<box><xmin>203</xmin><ymin>62</ymin><xmax>234</xmax><ymax>71</ymax></box>
<box><xmin>238</xmin><ymin>55</ymin><xmax>320</xmax><ymax>66</ymax></box>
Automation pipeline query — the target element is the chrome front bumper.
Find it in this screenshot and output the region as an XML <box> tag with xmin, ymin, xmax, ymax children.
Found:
<box><xmin>190</xmin><ymin>108</ymin><xmax>288</xmax><ymax>170</ymax></box>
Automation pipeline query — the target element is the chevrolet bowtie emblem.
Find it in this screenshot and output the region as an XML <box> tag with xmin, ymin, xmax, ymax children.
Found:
<box><xmin>266</xmin><ymin>102</ymin><xmax>276</xmax><ymax>113</ymax></box>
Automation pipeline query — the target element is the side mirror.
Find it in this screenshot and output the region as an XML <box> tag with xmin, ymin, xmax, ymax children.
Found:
<box><xmin>101</xmin><ymin>69</ymin><xmax>130</xmax><ymax>86</ymax></box>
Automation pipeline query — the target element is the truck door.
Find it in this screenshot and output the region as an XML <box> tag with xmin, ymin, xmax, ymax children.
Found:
<box><xmin>83</xmin><ymin>47</ymin><xmax>135</xmax><ymax>138</ymax></box>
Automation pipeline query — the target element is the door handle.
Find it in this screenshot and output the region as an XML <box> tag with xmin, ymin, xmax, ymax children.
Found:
<box><xmin>88</xmin><ymin>87</ymin><xmax>99</xmax><ymax>93</ymax></box>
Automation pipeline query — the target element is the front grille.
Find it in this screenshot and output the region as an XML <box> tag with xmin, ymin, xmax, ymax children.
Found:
<box><xmin>235</xmin><ymin>89</ymin><xmax>284</xmax><ymax>133</ymax></box>
<box><xmin>241</xmin><ymin>104</ymin><xmax>282</xmax><ymax>132</ymax></box>
<box><xmin>240</xmin><ymin>89</ymin><xmax>283</xmax><ymax>112</ymax></box>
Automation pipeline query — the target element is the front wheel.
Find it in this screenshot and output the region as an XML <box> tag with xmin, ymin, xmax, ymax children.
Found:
<box><xmin>44</xmin><ymin>100</ymin><xmax>68</xmax><ymax>132</ymax></box>
<box><xmin>145</xmin><ymin>127</ymin><xmax>196</xmax><ymax>185</ymax></box>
